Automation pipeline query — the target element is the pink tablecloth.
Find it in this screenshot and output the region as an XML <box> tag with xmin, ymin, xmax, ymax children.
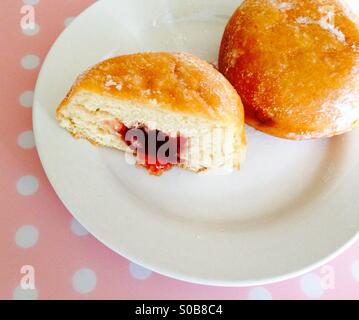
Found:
<box><xmin>1</xmin><ymin>0</ymin><xmax>358</xmax><ymax>300</ymax></box>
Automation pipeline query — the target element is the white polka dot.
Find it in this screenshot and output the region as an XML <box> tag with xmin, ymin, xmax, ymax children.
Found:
<box><xmin>22</xmin><ymin>0</ymin><xmax>39</xmax><ymax>5</ymax></box>
<box><xmin>19</xmin><ymin>91</ymin><xmax>34</xmax><ymax>108</ymax></box>
<box><xmin>129</xmin><ymin>262</ymin><xmax>152</xmax><ymax>280</ymax></box>
<box><xmin>13</xmin><ymin>286</ymin><xmax>38</xmax><ymax>300</ymax></box>
<box><xmin>16</xmin><ymin>175</ymin><xmax>39</xmax><ymax>196</ymax></box>
<box><xmin>248</xmin><ymin>287</ymin><xmax>272</xmax><ymax>300</ymax></box>
<box><xmin>300</xmin><ymin>273</ymin><xmax>324</xmax><ymax>298</ymax></box>
<box><xmin>351</xmin><ymin>260</ymin><xmax>359</xmax><ymax>282</ymax></box>
<box><xmin>15</xmin><ymin>225</ymin><xmax>39</xmax><ymax>249</ymax></box>
<box><xmin>22</xmin><ymin>23</ymin><xmax>40</xmax><ymax>36</ymax></box>
<box><xmin>18</xmin><ymin>131</ymin><xmax>35</xmax><ymax>149</ymax></box>
<box><xmin>64</xmin><ymin>17</ymin><xmax>75</xmax><ymax>28</ymax></box>
<box><xmin>72</xmin><ymin>268</ymin><xmax>97</xmax><ymax>294</ymax></box>
<box><xmin>70</xmin><ymin>218</ymin><xmax>89</xmax><ymax>236</ymax></box>
<box><xmin>21</xmin><ymin>54</ymin><xmax>40</xmax><ymax>70</ymax></box>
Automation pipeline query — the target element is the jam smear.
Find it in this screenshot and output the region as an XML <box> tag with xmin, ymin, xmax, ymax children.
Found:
<box><xmin>116</xmin><ymin>123</ymin><xmax>186</xmax><ymax>176</ymax></box>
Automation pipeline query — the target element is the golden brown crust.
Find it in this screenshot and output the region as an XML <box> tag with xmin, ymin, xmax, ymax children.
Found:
<box><xmin>219</xmin><ymin>0</ymin><xmax>359</xmax><ymax>139</ymax></box>
<box><xmin>57</xmin><ymin>52</ymin><xmax>244</xmax><ymax>126</ymax></box>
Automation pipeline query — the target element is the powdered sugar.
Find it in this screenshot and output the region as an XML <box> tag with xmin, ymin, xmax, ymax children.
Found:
<box><xmin>296</xmin><ymin>16</ymin><xmax>311</xmax><ymax>24</ymax></box>
<box><xmin>104</xmin><ymin>75</ymin><xmax>123</xmax><ymax>91</ymax></box>
<box><xmin>270</xmin><ymin>0</ymin><xmax>294</xmax><ymax>11</ymax></box>
<box><xmin>104</xmin><ymin>75</ymin><xmax>117</xmax><ymax>87</ymax></box>
<box><xmin>296</xmin><ymin>7</ymin><xmax>346</xmax><ymax>43</ymax></box>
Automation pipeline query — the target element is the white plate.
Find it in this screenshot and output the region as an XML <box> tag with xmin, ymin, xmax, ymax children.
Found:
<box><xmin>33</xmin><ymin>0</ymin><xmax>359</xmax><ymax>286</ymax></box>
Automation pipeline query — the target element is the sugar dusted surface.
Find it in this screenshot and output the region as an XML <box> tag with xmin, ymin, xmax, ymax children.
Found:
<box><xmin>64</xmin><ymin>52</ymin><xmax>244</xmax><ymax>125</ymax></box>
<box><xmin>219</xmin><ymin>0</ymin><xmax>359</xmax><ymax>139</ymax></box>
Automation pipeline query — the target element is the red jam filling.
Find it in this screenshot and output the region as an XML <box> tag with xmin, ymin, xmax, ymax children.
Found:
<box><xmin>116</xmin><ymin>123</ymin><xmax>187</xmax><ymax>176</ymax></box>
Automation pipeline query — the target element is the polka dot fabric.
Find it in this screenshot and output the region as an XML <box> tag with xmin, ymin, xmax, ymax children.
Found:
<box><xmin>0</xmin><ymin>0</ymin><xmax>358</xmax><ymax>300</ymax></box>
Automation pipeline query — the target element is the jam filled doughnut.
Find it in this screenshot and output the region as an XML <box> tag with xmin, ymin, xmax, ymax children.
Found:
<box><xmin>219</xmin><ymin>0</ymin><xmax>359</xmax><ymax>139</ymax></box>
<box><xmin>57</xmin><ymin>52</ymin><xmax>246</xmax><ymax>175</ymax></box>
